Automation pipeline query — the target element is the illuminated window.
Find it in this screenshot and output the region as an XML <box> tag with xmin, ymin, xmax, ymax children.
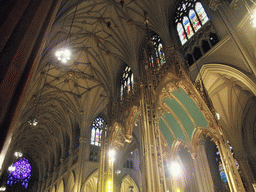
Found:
<box><xmin>90</xmin><ymin>117</ymin><xmax>106</xmax><ymax>162</ymax></box>
<box><xmin>120</xmin><ymin>65</ymin><xmax>133</xmax><ymax>99</ymax></box>
<box><xmin>90</xmin><ymin>117</ymin><xmax>104</xmax><ymax>147</ymax></box>
<box><xmin>148</xmin><ymin>34</ymin><xmax>166</xmax><ymax>68</ymax></box>
<box><xmin>7</xmin><ymin>158</ymin><xmax>31</xmax><ymax>189</ymax></box>
<box><xmin>175</xmin><ymin>0</ymin><xmax>209</xmax><ymax>45</ymax></box>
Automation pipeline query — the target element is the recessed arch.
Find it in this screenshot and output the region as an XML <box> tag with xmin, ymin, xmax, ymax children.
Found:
<box><xmin>199</xmin><ymin>64</ymin><xmax>256</xmax><ymax>95</ymax></box>
<box><xmin>120</xmin><ymin>174</ymin><xmax>139</xmax><ymax>192</ymax></box>
<box><xmin>81</xmin><ymin>169</ymin><xmax>98</xmax><ymax>192</ymax></box>
<box><xmin>57</xmin><ymin>179</ymin><xmax>64</xmax><ymax>192</ymax></box>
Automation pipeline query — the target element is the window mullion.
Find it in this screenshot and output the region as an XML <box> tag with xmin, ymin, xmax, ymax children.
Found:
<box><xmin>181</xmin><ymin>22</ymin><xmax>189</xmax><ymax>40</ymax></box>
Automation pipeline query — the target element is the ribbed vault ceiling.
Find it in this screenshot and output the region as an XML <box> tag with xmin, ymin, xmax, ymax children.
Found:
<box><xmin>6</xmin><ymin>0</ymin><xmax>176</xmax><ymax>178</ymax></box>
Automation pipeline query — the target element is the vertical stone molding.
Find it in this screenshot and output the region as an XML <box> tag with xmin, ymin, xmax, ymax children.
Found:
<box><xmin>218</xmin><ymin>138</ymin><xmax>246</xmax><ymax>192</ymax></box>
<box><xmin>76</xmin><ymin>136</ymin><xmax>88</xmax><ymax>192</ymax></box>
<box><xmin>194</xmin><ymin>142</ymin><xmax>215</xmax><ymax>192</ymax></box>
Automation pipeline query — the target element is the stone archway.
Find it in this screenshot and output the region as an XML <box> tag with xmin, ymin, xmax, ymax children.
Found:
<box><xmin>120</xmin><ymin>174</ymin><xmax>139</xmax><ymax>192</ymax></box>
<box><xmin>57</xmin><ymin>179</ymin><xmax>64</xmax><ymax>192</ymax></box>
<box><xmin>81</xmin><ymin>170</ymin><xmax>98</xmax><ymax>192</ymax></box>
<box><xmin>199</xmin><ymin>64</ymin><xmax>256</xmax><ymax>191</ymax></box>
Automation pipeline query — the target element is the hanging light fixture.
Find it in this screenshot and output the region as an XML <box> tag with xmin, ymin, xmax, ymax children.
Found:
<box><xmin>55</xmin><ymin>49</ymin><xmax>71</xmax><ymax>63</ymax></box>
<box><xmin>8</xmin><ymin>165</ymin><xmax>15</xmax><ymax>172</ymax></box>
<box><xmin>55</xmin><ymin>2</ymin><xmax>78</xmax><ymax>64</ymax></box>
<box><xmin>28</xmin><ymin>118</ymin><xmax>38</xmax><ymax>126</ymax></box>
<box><xmin>14</xmin><ymin>152</ymin><xmax>23</xmax><ymax>158</ymax></box>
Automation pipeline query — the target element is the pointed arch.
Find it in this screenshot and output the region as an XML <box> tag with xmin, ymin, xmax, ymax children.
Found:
<box><xmin>57</xmin><ymin>179</ymin><xmax>64</xmax><ymax>192</ymax></box>
<box><xmin>81</xmin><ymin>169</ymin><xmax>98</xmax><ymax>192</ymax></box>
<box><xmin>120</xmin><ymin>174</ymin><xmax>139</xmax><ymax>192</ymax></box>
<box><xmin>199</xmin><ymin>64</ymin><xmax>256</xmax><ymax>95</ymax></box>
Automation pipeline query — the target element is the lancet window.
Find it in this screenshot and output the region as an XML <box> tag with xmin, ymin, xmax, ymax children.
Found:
<box><xmin>90</xmin><ymin>117</ymin><xmax>104</xmax><ymax>147</ymax></box>
<box><xmin>147</xmin><ymin>34</ymin><xmax>166</xmax><ymax>68</ymax></box>
<box><xmin>90</xmin><ymin>116</ymin><xmax>106</xmax><ymax>162</ymax></box>
<box><xmin>120</xmin><ymin>65</ymin><xmax>133</xmax><ymax>100</ymax></box>
<box><xmin>175</xmin><ymin>0</ymin><xmax>209</xmax><ymax>45</ymax></box>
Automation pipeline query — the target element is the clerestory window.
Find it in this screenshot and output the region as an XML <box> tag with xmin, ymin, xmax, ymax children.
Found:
<box><xmin>90</xmin><ymin>117</ymin><xmax>104</xmax><ymax>147</ymax></box>
<box><xmin>148</xmin><ymin>34</ymin><xmax>166</xmax><ymax>67</ymax></box>
<box><xmin>120</xmin><ymin>65</ymin><xmax>133</xmax><ymax>100</ymax></box>
<box><xmin>90</xmin><ymin>116</ymin><xmax>106</xmax><ymax>162</ymax></box>
<box><xmin>175</xmin><ymin>0</ymin><xmax>209</xmax><ymax>45</ymax></box>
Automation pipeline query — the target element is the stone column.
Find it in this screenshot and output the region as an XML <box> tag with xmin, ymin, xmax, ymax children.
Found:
<box><xmin>76</xmin><ymin>137</ymin><xmax>88</xmax><ymax>192</ymax></box>
<box><xmin>193</xmin><ymin>139</ymin><xmax>215</xmax><ymax>192</ymax></box>
<box><xmin>139</xmin><ymin>83</ymin><xmax>167</xmax><ymax>192</ymax></box>
<box><xmin>106</xmin><ymin>148</ymin><xmax>115</xmax><ymax>192</ymax></box>
<box><xmin>97</xmin><ymin>122</ymin><xmax>107</xmax><ymax>192</ymax></box>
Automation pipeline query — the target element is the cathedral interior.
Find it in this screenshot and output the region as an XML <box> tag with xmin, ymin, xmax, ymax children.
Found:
<box><xmin>1</xmin><ymin>0</ymin><xmax>256</xmax><ymax>191</ymax></box>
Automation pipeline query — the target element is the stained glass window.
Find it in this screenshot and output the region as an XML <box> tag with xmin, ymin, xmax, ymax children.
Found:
<box><xmin>150</xmin><ymin>34</ymin><xmax>166</xmax><ymax>67</ymax></box>
<box><xmin>7</xmin><ymin>158</ymin><xmax>31</xmax><ymax>189</ymax></box>
<box><xmin>183</xmin><ymin>16</ymin><xmax>194</xmax><ymax>38</ymax></box>
<box><xmin>175</xmin><ymin>0</ymin><xmax>209</xmax><ymax>44</ymax></box>
<box><xmin>189</xmin><ymin>9</ymin><xmax>201</xmax><ymax>32</ymax></box>
<box><xmin>120</xmin><ymin>65</ymin><xmax>133</xmax><ymax>99</ymax></box>
<box><xmin>195</xmin><ymin>2</ymin><xmax>209</xmax><ymax>25</ymax></box>
<box><xmin>177</xmin><ymin>23</ymin><xmax>187</xmax><ymax>45</ymax></box>
<box><xmin>90</xmin><ymin>117</ymin><xmax>104</xmax><ymax>147</ymax></box>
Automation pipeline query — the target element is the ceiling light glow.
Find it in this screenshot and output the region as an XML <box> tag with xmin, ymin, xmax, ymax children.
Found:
<box><xmin>55</xmin><ymin>49</ymin><xmax>71</xmax><ymax>64</ymax></box>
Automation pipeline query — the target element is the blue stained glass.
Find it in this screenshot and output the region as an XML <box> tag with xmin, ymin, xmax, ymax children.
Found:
<box><xmin>149</xmin><ymin>34</ymin><xmax>165</xmax><ymax>67</ymax></box>
<box><xmin>91</xmin><ymin>117</ymin><xmax>104</xmax><ymax>146</ymax></box>
<box><xmin>7</xmin><ymin>158</ymin><xmax>31</xmax><ymax>188</ymax></box>
<box><xmin>189</xmin><ymin>9</ymin><xmax>201</xmax><ymax>32</ymax></box>
<box><xmin>175</xmin><ymin>1</ymin><xmax>208</xmax><ymax>45</ymax></box>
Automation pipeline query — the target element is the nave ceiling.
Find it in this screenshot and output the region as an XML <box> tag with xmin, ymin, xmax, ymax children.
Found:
<box><xmin>5</xmin><ymin>0</ymin><xmax>178</xmax><ymax>175</ymax></box>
